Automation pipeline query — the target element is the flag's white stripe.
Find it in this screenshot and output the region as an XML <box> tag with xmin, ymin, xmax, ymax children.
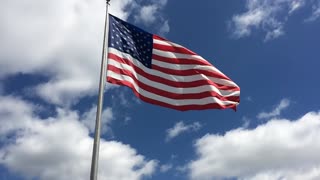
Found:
<box><xmin>153</xmin><ymin>38</ymin><xmax>185</xmax><ymax>49</ymax></box>
<box><xmin>152</xmin><ymin>59</ymin><xmax>238</xmax><ymax>87</ymax></box>
<box><xmin>108</xmin><ymin>59</ymin><xmax>240</xmax><ymax>97</ymax></box>
<box><xmin>152</xmin><ymin>59</ymin><xmax>210</xmax><ymax>70</ymax></box>
<box><xmin>153</xmin><ymin>48</ymin><xmax>205</xmax><ymax>62</ymax></box>
<box><xmin>152</xmin><ymin>58</ymin><xmax>233</xmax><ymax>78</ymax></box>
<box><xmin>108</xmin><ymin>71</ymin><xmax>238</xmax><ymax>106</ymax></box>
<box><xmin>152</xmin><ymin>49</ymin><xmax>227</xmax><ymax>76</ymax></box>
<box><xmin>109</xmin><ymin>48</ymin><xmax>238</xmax><ymax>88</ymax></box>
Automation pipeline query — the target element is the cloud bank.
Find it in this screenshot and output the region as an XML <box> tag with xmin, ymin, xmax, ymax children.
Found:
<box><xmin>0</xmin><ymin>0</ymin><xmax>169</xmax><ymax>106</ymax></box>
<box><xmin>188</xmin><ymin>111</ymin><xmax>320</xmax><ymax>180</ymax></box>
<box><xmin>0</xmin><ymin>95</ymin><xmax>157</xmax><ymax>180</ymax></box>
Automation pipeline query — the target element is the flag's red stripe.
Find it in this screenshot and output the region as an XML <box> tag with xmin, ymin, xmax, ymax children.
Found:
<box><xmin>153</xmin><ymin>43</ymin><xmax>197</xmax><ymax>55</ymax></box>
<box><xmin>151</xmin><ymin>64</ymin><xmax>231</xmax><ymax>80</ymax></box>
<box><xmin>107</xmin><ymin>76</ymin><xmax>237</xmax><ymax>111</ymax></box>
<box><xmin>108</xmin><ymin>65</ymin><xmax>240</xmax><ymax>102</ymax></box>
<box><xmin>152</xmin><ymin>54</ymin><xmax>211</xmax><ymax>66</ymax></box>
<box><xmin>108</xmin><ymin>53</ymin><xmax>239</xmax><ymax>91</ymax></box>
<box><xmin>153</xmin><ymin>35</ymin><xmax>170</xmax><ymax>41</ymax></box>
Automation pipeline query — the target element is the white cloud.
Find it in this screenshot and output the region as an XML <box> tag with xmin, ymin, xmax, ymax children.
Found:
<box><xmin>176</xmin><ymin>165</ymin><xmax>188</xmax><ymax>173</ymax></box>
<box><xmin>134</xmin><ymin>0</ymin><xmax>168</xmax><ymax>24</ymax></box>
<box><xmin>0</xmin><ymin>96</ymin><xmax>157</xmax><ymax>180</ymax></box>
<box><xmin>231</xmin><ymin>8</ymin><xmax>267</xmax><ymax>38</ymax></box>
<box><xmin>123</xmin><ymin>116</ymin><xmax>132</xmax><ymax>125</ymax></box>
<box><xmin>257</xmin><ymin>98</ymin><xmax>290</xmax><ymax>119</ymax></box>
<box><xmin>159</xmin><ymin>20</ymin><xmax>170</xmax><ymax>35</ymax></box>
<box><xmin>137</xmin><ymin>5</ymin><xmax>158</xmax><ymax>24</ymax></box>
<box><xmin>230</xmin><ymin>0</ymin><xmax>309</xmax><ymax>41</ymax></box>
<box><xmin>289</xmin><ymin>0</ymin><xmax>305</xmax><ymax>14</ymax></box>
<box><xmin>305</xmin><ymin>2</ymin><xmax>320</xmax><ymax>21</ymax></box>
<box><xmin>166</xmin><ymin>121</ymin><xmax>202</xmax><ymax>141</ymax></box>
<box><xmin>245</xmin><ymin>96</ymin><xmax>253</xmax><ymax>102</ymax></box>
<box><xmin>241</xmin><ymin>116</ymin><xmax>251</xmax><ymax>129</ymax></box>
<box><xmin>81</xmin><ymin>105</ymin><xmax>113</xmax><ymax>134</ymax></box>
<box><xmin>0</xmin><ymin>0</ymin><xmax>168</xmax><ymax>106</ymax></box>
<box><xmin>265</xmin><ymin>27</ymin><xmax>284</xmax><ymax>41</ymax></box>
<box><xmin>134</xmin><ymin>0</ymin><xmax>169</xmax><ymax>35</ymax></box>
<box><xmin>160</xmin><ymin>163</ymin><xmax>173</xmax><ymax>173</ymax></box>
<box><xmin>188</xmin><ymin>111</ymin><xmax>320</xmax><ymax>180</ymax></box>
<box><xmin>0</xmin><ymin>96</ymin><xmax>35</xmax><ymax>137</ymax></box>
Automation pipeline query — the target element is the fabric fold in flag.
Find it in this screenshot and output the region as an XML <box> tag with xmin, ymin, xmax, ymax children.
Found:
<box><xmin>106</xmin><ymin>14</ymin><xmax>240</xmax><ymax>111</ymax></box>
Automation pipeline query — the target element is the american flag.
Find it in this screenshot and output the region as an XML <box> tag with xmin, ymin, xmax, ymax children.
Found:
<box><xmin>106</xmin><ymin>14</ymin><xmax>240</xmax><ymax>111</ymax></box>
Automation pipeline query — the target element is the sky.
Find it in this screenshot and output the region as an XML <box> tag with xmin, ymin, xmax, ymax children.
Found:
<box><xmin>0</xmin><ymin>0</ymin><xmax>320</xmax><ymax>180</ymax></box>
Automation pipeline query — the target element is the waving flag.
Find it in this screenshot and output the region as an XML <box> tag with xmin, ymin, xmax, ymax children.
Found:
<box><xmin>106</xmin><ymin>14</ymin><xmax>240</xmax><ymax>111</ymax></box>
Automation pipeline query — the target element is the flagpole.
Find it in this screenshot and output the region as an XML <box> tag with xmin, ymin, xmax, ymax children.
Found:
<box><xmin>90</xmin><ymin>1</ymin><xmax>110</xmax><ymax>180</ymax></box>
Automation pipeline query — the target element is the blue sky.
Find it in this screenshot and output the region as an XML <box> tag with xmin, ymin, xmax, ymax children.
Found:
<box><xmin>1</xmin><ymin>0</ymin><xmax>320</xmax><ymax>179</ymax></box>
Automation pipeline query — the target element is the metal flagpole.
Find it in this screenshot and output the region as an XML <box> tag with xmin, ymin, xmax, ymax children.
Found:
<box><xmin>90</xmin><ymin>0</ymin><xmax>110</xmax><ymax>180</ymax></box>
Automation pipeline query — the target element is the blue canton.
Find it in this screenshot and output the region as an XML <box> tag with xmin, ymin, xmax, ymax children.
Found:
<box><xmin>108</xmin><ymin>14</ymin><xmax>153</xmax><ymax>68</ymax></box>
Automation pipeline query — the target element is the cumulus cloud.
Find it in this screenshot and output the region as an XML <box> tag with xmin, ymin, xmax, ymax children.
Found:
<box><xmin>257</xmin><ymin>98</ymin><xmax>290</xmax><ymax>119</ymax></box>
<box><xmin>0</xmin><ymin>96</ymin><xmax>157</xmax><ymax>180</ymax></box>
<box><xmin>188</xmin><ymin>111</ymin><xmax>320</xmax><ymax>180</ymax></box>
<box><xmin>0</xmin><ymin>96</ymin><xmax>36</xmax><ymax>137</ymax></box>
<box><xmin>136</xmin><ymin>5</ymin><xmax>158</xmax><ymax>24</ymax></box>
<box><xmin>166</xmin><ymin>121</ymin><xmax>202</xmax><ymax>141</ymax></box>
<box><xmin>229</xmin><ymin>0</ymin><xmax>318</xmax><ymax>41</ymax></box>
<box><xmin>0</xmin><ymin>0</ymin><xmax>168</xmax><ymax>106</ymax></box>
